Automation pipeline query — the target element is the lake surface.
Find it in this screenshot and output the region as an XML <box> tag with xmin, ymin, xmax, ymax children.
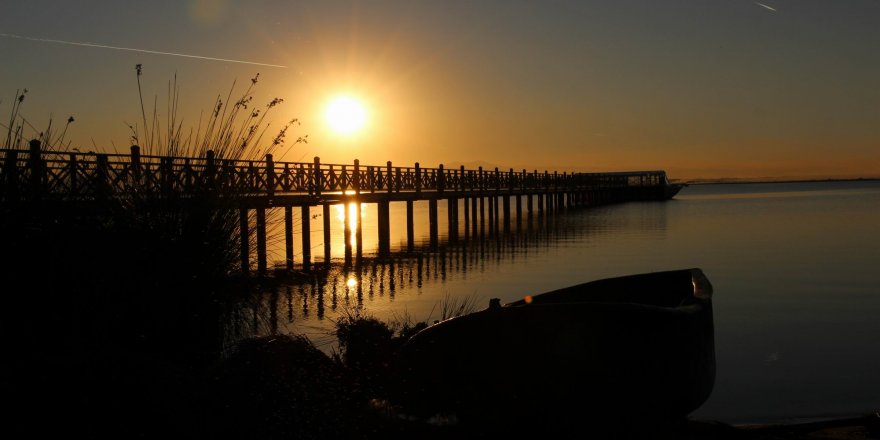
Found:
<box><xmin>252</xmin><ymin>180</ymin><xmax>880</xmax><ymax>425</ymax></box>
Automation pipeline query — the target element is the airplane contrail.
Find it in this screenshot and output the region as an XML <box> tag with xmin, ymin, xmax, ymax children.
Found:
<box><xmin>754</xmin><ymin>2</ymin><xmax>777</xmax><ymax>12</ymax></box>
<box><xmin>0</xmin><ymin>32</ymin><xmax>287</xmax><ymax>68</ymax></box>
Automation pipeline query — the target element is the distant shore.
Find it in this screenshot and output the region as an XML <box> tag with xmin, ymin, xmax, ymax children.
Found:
<box><xmin>678</xmin><ymin>177</ymin><xmax>880</xmax><ymax>186</ymax></box>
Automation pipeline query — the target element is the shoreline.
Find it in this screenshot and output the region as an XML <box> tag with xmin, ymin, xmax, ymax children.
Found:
<box><xmin>719</xmin><ymin>413</ymin><xmax>879</xmax><ymax>440</ymax></box>
<box><xmin>679</xmin><ymin>177</ymin><xmax>880</xmax><ymax>185</ymax></box>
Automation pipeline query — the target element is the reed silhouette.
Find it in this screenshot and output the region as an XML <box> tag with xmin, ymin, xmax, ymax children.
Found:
<box><xmin>0</xmin><ymin>67</ymin><xmax>307</xmax><ymax>438</ymax></box>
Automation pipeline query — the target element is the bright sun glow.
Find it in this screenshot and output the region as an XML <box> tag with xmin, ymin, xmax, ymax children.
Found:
<box><xmin>325</xmin><ymin>95</ymin><xmax>367</xmax><ymax>135</ymax></box>
<box><xmin>336</xmin><ymin>202</ymin><xmax>365</xmax><ymax>247</ymax></box>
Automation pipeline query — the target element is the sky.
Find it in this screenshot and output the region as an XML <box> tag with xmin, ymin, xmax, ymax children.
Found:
<box><xmin>1</xmin><ymin>0</ymin><xmax>879</xmax><ymax>181</ymax></box>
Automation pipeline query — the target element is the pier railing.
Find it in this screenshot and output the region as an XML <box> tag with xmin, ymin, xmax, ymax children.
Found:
<box><xmin>1</xmin><ymin>142</ymin><xmax>668</xmax><ymax>201</ymax></box>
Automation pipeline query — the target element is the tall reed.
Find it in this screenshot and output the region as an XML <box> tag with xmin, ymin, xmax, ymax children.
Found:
<box><xmin>1</xmin><ymin>88</ymin><xmax>75</xmax><ymax>150</ymax></box>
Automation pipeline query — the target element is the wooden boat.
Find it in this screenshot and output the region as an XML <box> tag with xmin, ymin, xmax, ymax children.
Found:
<box><xmin>391</xmin><ymin>268</ymin><xmax>715</xmax><ymax>431</ymax></box>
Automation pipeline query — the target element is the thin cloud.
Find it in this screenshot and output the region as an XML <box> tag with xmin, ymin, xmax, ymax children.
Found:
<box><xmin>0</xmin><ymin>32</ymin><xmax>287</xmax><ymax>68</ymax></box>
<box><xmin>754</xmin><ymin>2</ymin><xmax>777</xmax><ymax>12</ymax></box>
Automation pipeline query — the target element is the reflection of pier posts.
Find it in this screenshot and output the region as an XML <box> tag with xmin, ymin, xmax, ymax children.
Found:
<box><xmin>301</xmin><ymin>206</ymin><xmax>311</xmax><ymax>270</ymax></box>
<box><xmin>268</xmin><ymin>288</ymin><xmax>278</xmax><ymax>334</ymax></box>
<box><xmin>323</xmin><ymin>204</ymin><xmax>331</xmax><ymax>265</ymax></box>
<box><xmin>416</xmin><ymin>253</ymin><xmax>423</xmax><ymax>288</ymax></box>
<box><xmin>239</xmin><ymin>208</ymin><xmax>249</xmax><ymax>275</ymax></box>
<box><xmin>256</xmin><ymin>207</ymin><xmax>267</xmax><ymax>275</ymax></box>
<box><xmin>378</xmin><ymin>200</ymin><xmax>391</xmax><ymax>257</ymax></box>
<box><xmin>284</xmin><ymin>206</ymin><xmax>294</xmax><ymax>271</ymax></box>
<box><xmin>406</xmin><ymin>200</ymin><xmax>414</xmax><ymax>252</ymax></box>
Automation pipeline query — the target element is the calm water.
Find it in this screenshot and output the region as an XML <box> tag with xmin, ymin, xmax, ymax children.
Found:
<box><xmin>251</xmin><ymin>180</ymin><xmax>880</xmax><ymax>424</ymax></box>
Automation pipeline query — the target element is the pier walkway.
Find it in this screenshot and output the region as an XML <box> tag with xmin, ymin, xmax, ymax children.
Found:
<box><xmin>2</xmin><ymin>141</ymin><xmax>675</xmax><ymax>275</ymax></box>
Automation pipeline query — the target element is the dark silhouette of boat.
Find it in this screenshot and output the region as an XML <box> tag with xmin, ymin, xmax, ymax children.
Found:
<box><xmin>664</xmin><ymin>175</ymin><xmax>686</xmax><ymax>199</ymax></box>
<box><xmin>392</xmin><ymin>268</ymin><xmax>715</xmax><ymax>433</ymax></box>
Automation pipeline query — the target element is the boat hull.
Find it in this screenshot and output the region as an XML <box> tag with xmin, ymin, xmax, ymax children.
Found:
<box><xmin>392</xmin><ymin>269</ymin><xmax>715</xmax><ymax>429</ymax></box>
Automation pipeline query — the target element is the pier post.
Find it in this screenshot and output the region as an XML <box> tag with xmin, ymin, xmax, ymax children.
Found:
<box><xmin>503</xmin><ymin>194</ymin><xmax>510</xmax><ymax>234</ymax></box>
<box><xmin>463</xmin><ymin>195</ymin><xmax>470</xmax><ymax>240</ymax></box>
<box><xmin>478</xmin><ymin>166</ymin><xmax>485</xmax><ymax>236</ymax></box>
<box><xmin>527</xmin><ymin>193</ymin><xmax>533</xmax><ymax>217</ymax></box>
<box><xmin>415</xmin><ymin>162</ymin><xmax>421</xmax><ymax>195</ymax></box>
<box><xmin>438</xmin><ymin>164</ymin><xmax>445</xmax><ymax>194</ymax></box>
<box><xmin>406</xmin><ymin>200</ymin><xmax>414</xmax><ymax>252</ymax></box>
<box><xmin>515</xmin><ymin>194</ymin><xmax>522</xmax><ymax>231</ymax></box>
<box><xmin>266</xmin><ymin>153</ymin><xmax>275</xmax><ymax>198</ymax></box>
<box><xmin>284</xmin><ymin>206</ymin><xmax>294</xmax><ymax>270</ymax></box>
<box><xmin>479</xmin><ymin>195</ymin><xmax>485</xmax><ymax>237</ymax></box>
<box><xmin>95</xmin><ymin>154</ymin><xmax>110</xmax><ymax>199</ymax></box>
<box><xmin>323</xmin><ymin>204</ymin><xmax>331</xmax><ymax>265</ymax></box>
<box><xmin>487</xmin><ymin>194</ymin><xmax>494</xmax><ymax>236</ymax></box>
<box><xmin>313</xmin><ymin>157</ymin><xmax>322</xmax><ymax>196</ymax></box>
<box><xmin>256</xmin><ymin>207</ymin><xmax>267</xmax><ymax>275</ymax></box>
<box><xmin>344</xmin><ymin>201</ymin><xmax>353</xmax><ymax>265</ymax></box>
<box><xmin>354</xmin><ymin>160</ymin><xmax>363</xmax><ymax>259</ymax></box>
<box><xmin>471</xmin><ymin>193</ymin><xmax>478</xmax><ymax>237</ymax></box>
<box><xmin>355</xmin><ymin>201</ymin><xmax>363</xmax><ymax>260</ymax></box>
<box><xmin>301</xmin><ymin>205</ymin><xmax>312</xmax><ymax>270</ymax></box>
<box><xmin>429</xmin><ymin>198</ymin><xmax>438</xmax><ymax>248</ymax></box>
<box><xmin>494</xmin><ymin>168</ymin><xmax>501</xmax><ymax>234</ymax></box>
<box><xmin>206</xmin><ymin>150</ymin><xmax>218</xmax><ymax>191</ymax></box>
<box><xmin>387</xmin><ymin>161</ymin><xmax>393</xmax><ymax>194</ymax></box>
<box><xmin>553</xmin><ymin>171</ymin><xmax>558</xmax><ymax>212</ymax></box>
<box><xmin>28</xmin><ymin>139</ymin><xmax>43</xmax><ymax>200</ymax></box>
<box><xmin>354</xmin><ymin>159</ymin><xmax>361</xmax><ymax>194</ymax></box>
<box><xmin>130</xmin><ymin>145</ymin><xmax>142</xmax><ymax>186</ymax></box>
<box><xmin>447</xmin><ymin>197</ymin><xmax>458</xmax><ymax>242</ymax></box>
<box><xmin>378</xmin><ymin>200</ymin><xmax>391</xmax><ymax>256</ymax></box>
<box><xmin>240</xmin><ymin>208</ymin><xmax>249</xmax><ymax>275</ymax></box>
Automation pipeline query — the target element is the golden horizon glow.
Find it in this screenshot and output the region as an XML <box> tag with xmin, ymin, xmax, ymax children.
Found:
<box><xmin>325</xmin><ymin>95</ymin><xmax>367</xmax><ymax>135</ymax></box>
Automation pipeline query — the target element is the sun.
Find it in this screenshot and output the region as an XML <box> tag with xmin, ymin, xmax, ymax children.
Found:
<box><xmin>325</xmin><ymin>95</ymin><xmax>367</xmax><ymax>135</ymax></box>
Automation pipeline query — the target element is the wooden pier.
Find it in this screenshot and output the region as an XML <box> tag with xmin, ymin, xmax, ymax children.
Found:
<box><xmin>1</xmin><ymin>141</ymin><xmax>676</xmax><ymax>275</ymax></box>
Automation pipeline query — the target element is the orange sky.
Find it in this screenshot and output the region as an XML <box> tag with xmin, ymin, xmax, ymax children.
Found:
<box><xmin>2</xmin><ymin>1</ymin><xmax>879</xmax><ymax>181</ymax></box>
